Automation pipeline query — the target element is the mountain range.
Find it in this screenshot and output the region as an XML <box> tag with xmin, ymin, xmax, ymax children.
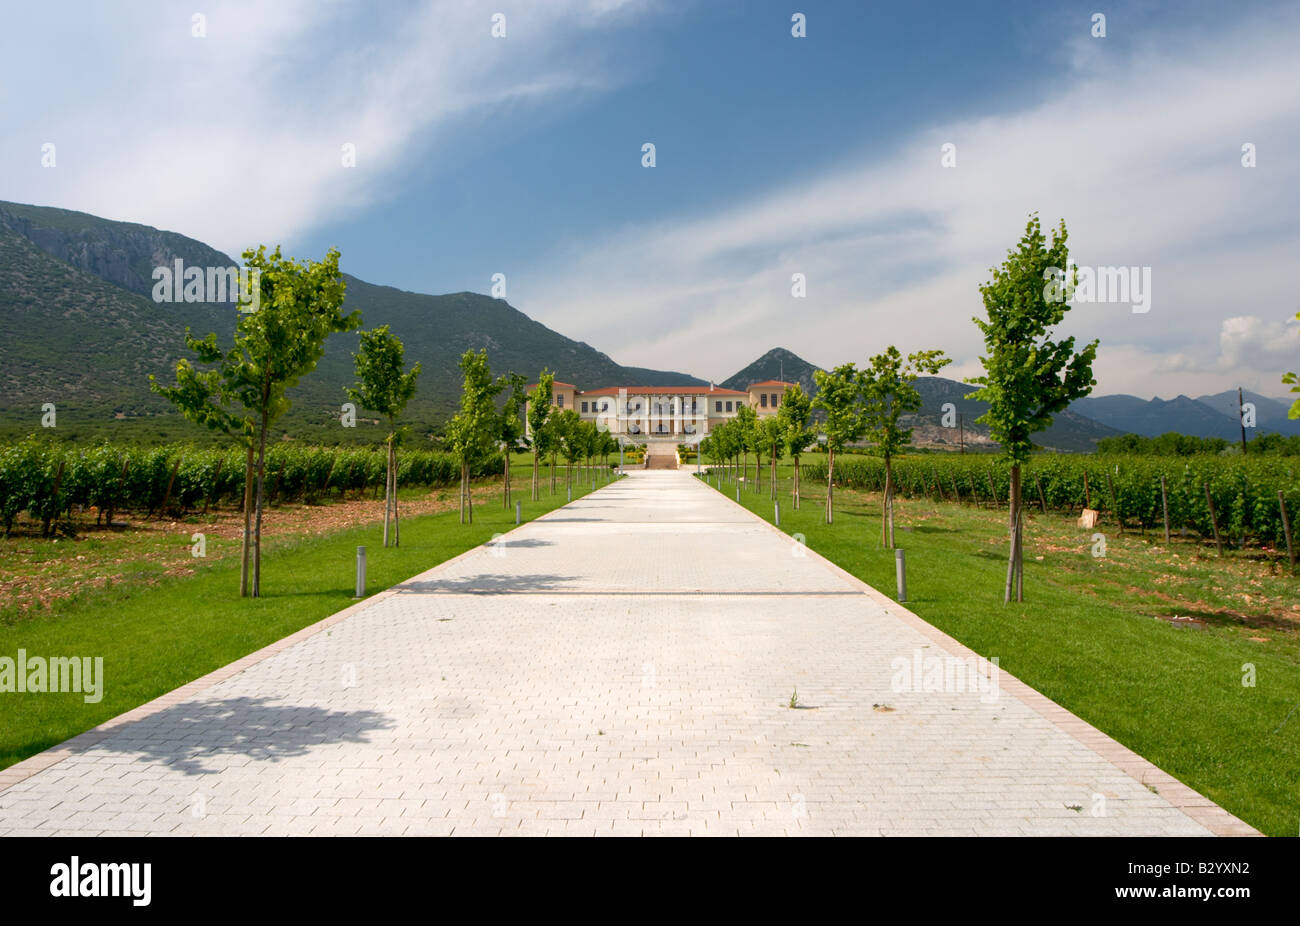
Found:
<box><xmin>0</xmin><ymin>201</ymin><xmax>701</xmax><ymax>443</ymax></box>
<box><xmin>1</xmin><ymin>200</ymin><xmax>1292</xmax><ymax>450</ymax></box>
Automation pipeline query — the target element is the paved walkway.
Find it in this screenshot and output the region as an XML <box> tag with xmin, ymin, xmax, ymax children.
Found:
<box><xmin>0</xmin><ymin>472</ymin><xmax>1255</xmax><ymax>835</ymax></box>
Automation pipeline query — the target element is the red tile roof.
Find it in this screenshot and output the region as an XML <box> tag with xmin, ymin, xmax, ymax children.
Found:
<box><xmin>748</xmin><ymin>380</ymin><xmax>797</xmax><ymax>389</ymax></box>
<box><xmin>580</xmin><ymin>385</ymin><xmax>748</xmax><ymax>396</ymax></box>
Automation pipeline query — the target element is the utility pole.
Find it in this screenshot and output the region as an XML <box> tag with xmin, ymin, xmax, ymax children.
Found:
<box><xmin>1238</xmin><ymin>387</ymin><xmax>1248</xmax><ymax>455</ymax></box>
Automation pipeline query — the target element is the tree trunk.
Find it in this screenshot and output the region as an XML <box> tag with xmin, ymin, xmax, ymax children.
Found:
<box><xmin>252</xmin><ymin>404</ymin><xmax>270</xmax><ymax>598</ymax></box>
<box><xmin>239</xmin><ymin>444</ymin><xmax>253</xmax><ymax>597</ymax></box>
<box><xmin>756</xmin><ymin>450</ymin><xmax>763</xmax><ymax>493</ymax></box>
<box><xmin>825</xmin><ymin>446</ymin><xmax>835</xmax><ymax>524</ymax></box>
<box><xmin>883</xmin><ymin>457</ymin><xmax>894</xmax><ymax>548</ymax></box>
<box><xmin>503</xmin><ymin>449</ymin><xmax>511</xmax><ymax>509</ymax></box>
<box><xmin>392</xmin><ymin>436</ymin><xmax>400</xmax><ymax>547</ymax></box>
<box><xmin>532</xmin><ymin>448</ymin><xmax>540</xmax><ymax>501</ymax></box>
<box><xmin>383</xmin><ymin>435</ymin><xmax>393</xmax><ymax>548</ymax></box>
<box><xmin>1005</xmin><ymin>464</ymin><xmax>1023</xmax><ymax>603</ymax></box>
<box><xmin>793</xmin><ymin>456</ymin><xmax>800</xmax><ymax>509</ymax></box>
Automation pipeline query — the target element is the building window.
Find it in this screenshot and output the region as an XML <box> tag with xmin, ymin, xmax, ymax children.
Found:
<box><xmin>760</xmin><ymin>394</ymin><xmax>768</xmax><ymax>408</ymax></box>
<box><xmin>725</xmin><ymin>401</ymin><xmax>733</xmax><ymax>412</ymax></box>
<box><xmin>581</xmin><ymin>401</ymin><xmax>589</xmax><ymax>413</ymax></box>
<box><xmin>601</xmin><ymin>401</ymin><xmax>609</xmax><ymax>411</ymax></box>
<box><xmin>771</xmin><ymin>393</ymin><xmax>779</xmax><ymax>407</ymax></box>
<box><xmin>715</xmin><ymin>401</ymin><xmax>722</xmax><ymax>412</ymax></box>
<box><xmin>556</xmin><ymin>395</ymin><xmax>564</xmax><ymax>408</ymax></box>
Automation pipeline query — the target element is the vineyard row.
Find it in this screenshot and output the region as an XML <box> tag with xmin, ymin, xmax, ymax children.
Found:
<box><xmin>798</xmin><ymin>454</ymin><xmax>1300</xmax><ymax>548</ymax></box>
<box><xmin>0</xmin><ymin>441</ymin><xmax>505</xmax><ymax>536</ymax></box>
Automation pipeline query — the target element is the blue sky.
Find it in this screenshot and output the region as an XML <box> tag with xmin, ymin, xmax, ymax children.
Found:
<box><xmin>2</xmin><ymin>0</ymin><xmax>1298</xmax><ymax>397</ymax></box>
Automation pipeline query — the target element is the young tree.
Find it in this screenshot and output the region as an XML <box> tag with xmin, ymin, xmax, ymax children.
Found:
<box><xmin>149</xmin><ymin>332</ymin><xmax>257</xmax><ymax>594</ymax></box>
<box><xmin>603</xmin><ymin>431</ymin><xmax>619</xmax><ymax>474</ymax></box>
<box><xmin>497</xmin><ymin>372</ymin><xmax>527</xmax><ymax>509</ymax></box>
<box><xmin>579</xmin><ymin>420</ymin><xmax>599</xmax><ymax>483</ymax></box>
<box><xmin>553</xmin><ymin>409</ymin><xmax>582</xmax><ymax>487</ymax></box>
<box><xmin>759</xmin><ymin>416</ymin><xmax>784</xmax><ymax>500</ymax></box>
<box><xmin>447</xmin><ymin>349</ymin><xmax>503</xmax><ymax>524</ymax></box>
<box><xmin>346</xmin><ymin>325</ymin><xmax>420</xmax><ymax>548</ymax></box>
<box><xmin>711</xmin><ymin>421</ymin><xmax>732</xmax><ymax>480</ymax></box>
<box><xmin>733</xmin><ymin>404</ymin><xmax>758</xmax><ymax>487</ymax></box>
<box><xmin>859</xmin><ymin>346</ymin><xmax>950</xmax><ymax>548</ymax></box>
<box><xmin>812</xmin><ymin>363</ymin><xmax>865</xmax><ymax>524</ymax></box>
<box><xmin>214</xmin><ymin>246</ymin><xmax>358</xmax><ymax>597</ymax></box>
<box><xmin>526</xmin><ymin>373</ymin><xmax>555</xmax><ymax>501</ymax></box>
<box><xmin>720</xmin><ymin>421</ymin><xmax>740</xmax><ymax>482</ymax></box>
<box><xmin>776</xmin><ymin>384</ymin><xmax>816</xmax><ymax>509</ymax></box>
<box><xmin>966</xmin><ymin>214</ymin><xmax>1098</xmax><ymax>602</ymax></box>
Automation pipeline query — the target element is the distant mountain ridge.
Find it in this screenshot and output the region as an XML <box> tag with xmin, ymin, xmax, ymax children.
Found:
<box><xmin>0</xmin><ymin>200</ymin><xmax>702</xmax><ymax>440</ymax></box>
<box><xmin>1070</xmin><ymin>390</ymin><xmax>1300</xmax><ymax>440</ymax></box>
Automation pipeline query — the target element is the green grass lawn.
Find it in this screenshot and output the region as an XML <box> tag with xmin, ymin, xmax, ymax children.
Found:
<box><xmin>698</xmin><ymin>461</ymin><xmax>1299</xmax><ymax>837</ymax></box>
<box><xmin>0</xmin><ymin>468</ymin><xmax>614</xmax><ymax>769</ymax></box>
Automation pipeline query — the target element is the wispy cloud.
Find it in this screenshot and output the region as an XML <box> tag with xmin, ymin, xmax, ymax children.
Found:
<box><xmin>1</xmin><ymin>0</ymin><xmax>646</xmax><ymax>253</ymax></box>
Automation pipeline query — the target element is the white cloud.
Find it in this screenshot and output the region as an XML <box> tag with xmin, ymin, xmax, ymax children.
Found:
<box><xmin>0</xmin><ymin>0</ymin><xmax>646</xmax><ymax>254</ymax></box>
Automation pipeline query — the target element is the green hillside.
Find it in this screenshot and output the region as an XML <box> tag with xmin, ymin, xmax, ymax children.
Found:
<box><xmin>0</xmin><ymin>201</ymin><xmax>701</xmax><ymax>445</ymax></box>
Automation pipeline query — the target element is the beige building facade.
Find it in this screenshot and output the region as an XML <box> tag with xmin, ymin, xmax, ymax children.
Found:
<box><xmin>526</xmin><ymin>380</ymin><xmax>796</xmax><ymax>441</ymax></box>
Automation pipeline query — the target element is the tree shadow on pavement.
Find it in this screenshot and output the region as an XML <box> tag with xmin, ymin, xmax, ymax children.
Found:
<box><xmin>396</xmin><ymin>573</ymin><xmax>579</xmax><ymax>594</ymax></box>
<box><xmin>88</xmin><ymin>696</ymin><xmax>394</xmax><ymax>776</ymax></box>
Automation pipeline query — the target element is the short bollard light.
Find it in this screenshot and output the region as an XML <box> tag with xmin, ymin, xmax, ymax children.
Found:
<box><xmin>895</xmin><ymin>548</ymin><xmax>907</xmax><ymax>603</ymax></box>
<box><xmin>515</xmin><ymin>500</ymin><xmax>521</xmax><ymax>525</ymax></box>
<box><xmin>567</xmin><ymin>485</ymin><xmax>572</xmax><ymax>502</ymax></box>
<box><xmin>774</xmin><ymin>500</ymin><xmax>780</xmax><ymax>526</ymax></box>
<box><xmin>735</xmin><ymin>485</ymin><xmax>740</xmax><ymax>503</ymax></box>
<box><xmin>353</xmin><ymin>546</ymin><xmax>366</xmax><ymax>599</ymax></box>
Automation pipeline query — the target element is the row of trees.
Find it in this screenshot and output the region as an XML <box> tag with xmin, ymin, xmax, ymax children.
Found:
<box><xmin>447</xmin><ymin>358</ymin><xmax>620</xmax><ymax>523</ymax></box>
<box><xmin>703</xmin><ymin>347</ymin><xmax>952</xmax><ymax>552</ymax></box>
<box><xmin>150</xmin><ymin>243</ymin><xmax>621</xmax><ymax>597</ymax></box>
<box><xmin>702</xmin><ymin>388</ymin><xmax>816</xmax><ymax>505</ymax></box>
<box><xmin>706</xmin><ymin>216</ymin><xmax>1098</xmax><ymax>605</ymax></box>
<box><xmin>704</xmin><ymin>344</ymin><xmax>959</xmax><ymax>554</ymax></box>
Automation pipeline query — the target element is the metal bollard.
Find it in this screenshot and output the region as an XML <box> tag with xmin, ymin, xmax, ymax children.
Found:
<box><xmin>775</xmin><ymin>500</ymin><xmax>780</xmax><ymax>526</ymax></box>
<box><xmin>515</xmin><ymin>500</ymin><xmax>521</xmax><ymax>525</ymax></box>
<box><xmin>353</xmin><ymin>546</ymin><xmax>366</xmax><ymax>599</ymax></box>
<box><xmin>895</xmin><ymin>548</ymin><xmax>907</xmax><ymax>603</ymax></box>
<box><xmin>567</xmin><ymin>485</ymin><xmax>572</xmax><ymax>502</ymax></box>
<box><xmin>735</xmin><ymin>486</ymin><xmax>740</xmax><ymax>503</ymax></box>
